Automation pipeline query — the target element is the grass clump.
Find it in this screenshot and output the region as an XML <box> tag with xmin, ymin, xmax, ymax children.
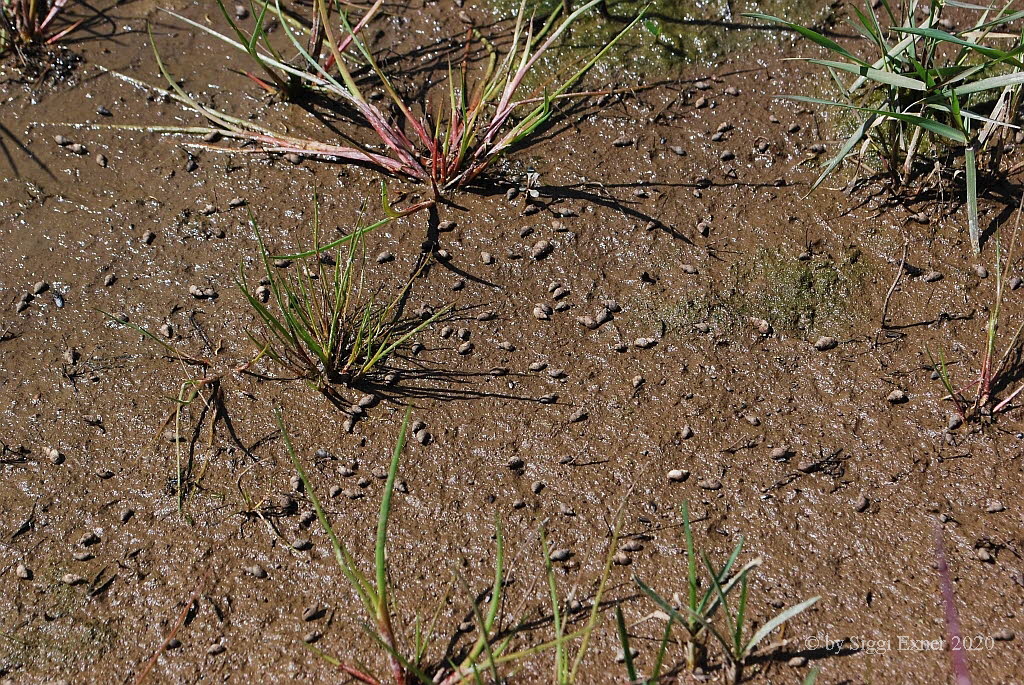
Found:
<box><xmin>134</xmin><ymin>0</ymin><xmax>643</xmax><ymax>199</ymax></box>
<box><xmin>1</xmin><ymin>0</ymin><xmax>80</xmax><ymax>56</ymax></box>
<box><xmin>627</xmin><ymin>502</ymin><xmax>820</xmax><ymax>683</ymax></box>
<box><xmin>278</xmin><ymin>406</ymin><xmax>636</xmax><ymax>683</ymax></box>
<box><xmin>277</xmin><ymin>408</ymin><xmax>599</xmax><ymax>683</ymax></box>
<box><xmin>239</xmin><ymin>196</ymin><xmax>446</xmax><ymax>402</ymax></box>
<box><xmin>749</xmin><ymin>1</ymin><xmax>1024</xmax><ymax>254</ymax></box>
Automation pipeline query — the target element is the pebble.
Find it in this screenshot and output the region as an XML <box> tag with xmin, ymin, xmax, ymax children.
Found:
<box><xmin>681</xmin><ymin>264</ymin><xmax>698</xmax><ymax>274</ymax></box>
<box><xmin>531</xmin><ymin>240</ymin><xmax>552</xmax><ymax>259</ymax></box>
<box><xmin>285</xmin><ymin>153</ymin><xmax>302</xmax><ymax>164</ymax></box>
<box><xmin>73</xmin><ymin>551</ymin><xmax>94</xmax><ymax>561</ymax></box>
<box><xmin>855</xmin><ymin>494</ymin><xmax>870</xmax><ymax>512</ymax></box>
<box><xmin>1011</xmin><ymin>276</ymin><xmax>1023</xmax><ymax>290</ymax></box>
<box><xmin>120</xmin><ymin>508</ymin><xmax>134</xmax><ymax>523</ymax></box>
<box><xmin>54</xmin><ymin>135</ymin><xmax>70</xmax><ymax>146</ymax></box>
<box><xmin>104</xmin><ymin>273</ymin><xmax>116</xmax><ymax>287</ymax></box>
<box><xmin>207</xmin><ymin>643</ymin><xmax>226</xmax><ymax>656</ymax></box>
<box><xmin>974</xmin><ymin>264</ymin><xmax>989</xmax><ymax>278</ymax></box>
<box><xmin>244</xmin><ymin>564</ymin><xmax>267</xmax><ymax>578</ymax></box>
<box><xmin>788</xmin><ymin>656</ymin><xmax>808</xmax><ymax>667</ymax></box>
<box><xmin>95</xmin><ymin>153</ymin><xmax>107</xmax><ymax>167</ymax></box>
<box><xmin>985</xmin><ymin>501</ymin><xmax>1005</xmax><ymax>513</ymax></box>
<box><xmin>547</xmin><ymin>368</ymin><xmax>567</xmax><ymax>379</ymax></box>
<box><xmin>612</xmin><ymin>136</ymin><xmax>635</xmax><ymax>147</ymax></box>
<box><xmin>45</xmin><ymin>446</ymin><xmax>64</xmax><ymax>464</ymax></box>
<box><xmin>375</xmin><ymin>251</ymin><xmax>394</xmax><ymax>264</ymax></box>
<box><xmin>79</xmin><ymin>531</ymin><xmax>101</xmax><ymax>546</ymax></box>
<box><xmin>96</xmin><ymin>468</ymin><xmax>113</xmax><ymax>479</ymax></box>
<box><xmin>622</xmin><ymin>540</ymin><xmax>643</xmax><ymax>552</ymax></box>
<box><xmin>142</xmin><ymin>231</ymin><xmax>156</xmax><ymax>245</ymax></box>
<box><xmin>291</xmin><ymin>538</ymin><xmax>312</xmax><ymax>551</ymax></box>
<box><xmin>886</xmin><ymin>389</ymin><xmax>908</xmax><ymax>404</ymax></box>
<box><xmin>680</xmin><ymin>425</ymin><xmax>693</xmax><ymax>440</ymax></box>
<box><xmin>533</xmin><ymin>305</ymin><xmax>551</xmax><ymax>320</ymax></box>
<box><xmin>458</xmin><ymin>342</ymin><xmax>474</xmax><ymax>355</ymax></box>
<box><xmin>719</xmin><ymin>151</ymin><xmax>735</xmax><ymax>161</ymax></box>
<box><xmin>438</xmin><ymin>220</ymin><xmax>456</xmax><ymax>232</ymax></box>
<box><xmin>481</xmin><ymin>251</ymin><xmax>494</xmax><ymax>265</ymax></box>
<box><xmin>531</xmin><ymin>480</ymin><xmax>545</xmax><ymax>494</ymax></box>
<box><xmin>633</xmin><ymin>337</ymin><xmax>656</xmax><ymax>349</ymax></box>
<box><xmin>615</xmin><ymin>646</ymin><xmax>639</xmax><ymax>662</ymax></box>
<box><xmin>68</xmin><ymin>143</ymin><xmax>87</xmax><ymax>155</ymax></box>
<box><xmin>698</xmin><ymin>478</ymin><xmax>722</xmax><ymax>490</ymax></box>
<box><xmin>15</xmin><ymin>563</ymin><xmax>31</xmax><ymax>580</ymax></box>
<box><xmin>550</xmin><ymin>548</ymin><xmax>572</xmax><ymax>562</ymax></box>
<box><xmin>667</xmin><ymin>469</ymin><xmax>689</xmax><ymax>482</ymax></box>
<box><xmin>813</xmin><ymin>336</ymin><xmax>837</xmax><ymax>351</ymax></box>
<box><xmin>612</xmin><ymin>552</ymin><xmax>632</xmax><ymax>566</ymax></box>
<box><xmin>234</xmin><ymin>4</ymin><xmax>248</xmax><ymax>18</ymax></box>
<box><xmin>923</xmin><ymin>270</ymin><xmax>943</xmax><ymax>282</ymax></box>
<box><xmin>569</xmin><ymin>408</ymin><xmax>588</xmax><ymax>423</ymax></box>
<box><xmin>302</xmin><ymin>605</ymin><xmax>325</xmax><ymax>622</ymax></box>
<box><xmin>975</xmin><ymin>548</ymin><xmax>993</xmax><ymax>562</ymax></box>
<box><xmin>303</xmin><ymin>631</ymin><xmax>322</xmax><ymax>644</ymax></box>
<box><xmin>769</xmin><ymin>446</ymin><xmax>790</xmax><ymax>461</ymax></box>
<box><xmin>529</xmin><ymin>361</ymin><xmax>547</xmax><ymax>371</ymax></box>
<box><xmin>670</xmin><ymin>145</ymin><xmax>686</xmax><ymax>156</ymax></box>
<box><xmin>414</xmin><ymin>428</ymin><xmax>431</xmax><ymax>445</ymax></box>
<box><xmin>62</xmin><ymin>573</ymin><xmax>85</xmax><ymax>586</ymax></box>
<box><xmin>476</xmin><ymin>310</ymin><xmax>495</xmax><ymax>321</ymax></box>
<box><xmin>993</xmin><ymin>628</ymin><xmax>1015</xmax><ymax>641</ymax></box>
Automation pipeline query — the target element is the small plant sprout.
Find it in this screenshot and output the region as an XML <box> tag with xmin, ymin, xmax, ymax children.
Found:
<box><xmin>633</xmin><ymin>502</ymin><xmax>819</xmax><ymax>682</ymax></box>
<box><xmin>748</xmin><ymin>2</ymin><xmax>1024</xmax><ymax>254</ymax></box>
<box><xmin>102</xmin><ymin>313</ymin><xmax>267</xmax><ymax>521</ymax></box>
<box><xmin>239</xmin><ymin>193</ymin><xmax>446</xmax><ymax>402</ymax></box>
<box><xmin>929</xmin><ymin>197</ymin><xmax>1024</xmax><ymax>421</ymax></box>
<box><xmin>116</xmin><ymin>0</ymin><xmax>644</xmax><ymax>199</ymax></box>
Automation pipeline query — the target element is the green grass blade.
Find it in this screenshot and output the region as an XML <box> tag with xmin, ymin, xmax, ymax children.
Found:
<box><xmin>782</xmin><ymin>95</ymin><xmax>969</xmax><ymax>143</ymax></box>
<box><xmin>743</xmin><ymin>596</ymin><xmax>820</xmax><ymax>656</ymax></box>
<box><xmin>614</xmin><ymin>606</ymin><xmax>637</xmax><ymax>682</ymax></box>
<box><xmin>376</xmin><ymin>408</ymin><xmax>411</xmax><ymax>607</ymax></box>
<box><xmin>743</xmin><ymin>13</ymin><xmax>870</xmax><ymax>66</ymax></box>
<box><xmin>806</xmin><ymin>58</ymin><xmax>926</xmax><ymax>90</ymax></box>
<box><xmin>966</xmin><ymin>142</ymin><xmax>980</xmax><ymax>255</ymax></box>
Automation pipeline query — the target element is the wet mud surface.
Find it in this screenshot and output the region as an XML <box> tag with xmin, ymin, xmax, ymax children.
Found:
<box><xmin>2</xmin><ymin>1</ymin><xmax>1023</xmax><ymax>683</ymax></box>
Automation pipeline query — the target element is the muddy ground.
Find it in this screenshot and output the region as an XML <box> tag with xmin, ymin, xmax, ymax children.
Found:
<box><xmin>2</xmin><ymin>1</ymin><xmax>1024</xmax><ymax>683</ymax></box>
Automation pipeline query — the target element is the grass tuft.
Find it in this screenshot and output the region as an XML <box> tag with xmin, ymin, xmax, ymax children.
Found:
<box><xmin>748</xmin><ymin>1</ymin><xmax>1024</xmax><ymax>255</ymax></box>
<box><xmin>239</xmin><ymin>193</ymin><xmax>447</xmax><ymax>401</ymax></box>
<box><xmin>131</xmin><ymin>0</ymin><xmax>644</xmax><ymax>199</ymax></box>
